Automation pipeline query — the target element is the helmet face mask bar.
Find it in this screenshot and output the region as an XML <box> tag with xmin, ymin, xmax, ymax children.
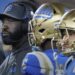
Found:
<box><xmin>28</xmin><ymin>21</ymin><xmax>36</xmax><ymax>46</ymax></box>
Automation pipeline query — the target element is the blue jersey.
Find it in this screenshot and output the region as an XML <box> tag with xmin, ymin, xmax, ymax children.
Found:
<box><xmin>64</xmin><ymin>59</ymin><xmax>75</xmax><ymax>75</ymax></box>
<box><xmin>21</xmin><ymin>49</ymin><xmax>68</xmax><ymax>75</ymax></box>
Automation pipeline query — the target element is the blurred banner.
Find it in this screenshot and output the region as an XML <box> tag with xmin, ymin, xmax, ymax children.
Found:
<box><xmin>16</xmin><ymin>0</ymin><xmax>75</xmax><ymax>8</ymax></box>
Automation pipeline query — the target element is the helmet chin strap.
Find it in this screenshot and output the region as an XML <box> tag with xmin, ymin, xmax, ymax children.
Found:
<box><xmin>51</xmin><ymin>37</ymin><xmax>61</xmax><ymax>71</ymax></box>
<box><xmin>51</xmin><ymin>37</ymin><xmax>58</xmax><ymax>60</ymax></box>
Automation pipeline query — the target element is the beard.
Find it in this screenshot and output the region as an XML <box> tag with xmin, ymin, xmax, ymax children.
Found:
<box><xmin>2</xmin><ymin>30</ymin><xmax>23</xmax><ymax>45</ymax></box>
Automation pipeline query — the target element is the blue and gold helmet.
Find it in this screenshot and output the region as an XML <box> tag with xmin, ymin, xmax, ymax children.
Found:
<box><xmin>28</xmin><ymin>3</ymin><xmax>69</xmax><ymax>46</ymax></box>
<box><xmin>58</xmin><ymin>9</ymin><xmax>75</xmax><ymax>55</ymax></box>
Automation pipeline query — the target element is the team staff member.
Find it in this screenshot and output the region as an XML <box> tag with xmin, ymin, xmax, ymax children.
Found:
<box><xmin>0</xmin><ymin>1</ymin><xmax>38</xmax><ymax>75</ymax></box>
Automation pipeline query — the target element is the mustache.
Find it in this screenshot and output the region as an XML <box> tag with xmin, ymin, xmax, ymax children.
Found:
<box><xmin>2</xmin><ymin>30</ymin><xmax>11</xmax><ymax>36</ymax></box>
<box><xmin>2</xmin><ymin>30</ymin><xmax>10</xmax><ymax>34</ymax></box>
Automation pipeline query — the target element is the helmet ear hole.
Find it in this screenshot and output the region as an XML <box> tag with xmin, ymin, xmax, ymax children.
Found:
<box><xmin>53</xmin><ymin>8</ymin><xmax>57</xmax><ymax>14</ymax></box>
<box><xmin>60</xmin><ymin>29</ymin><xmax>66</xmax><ymax>38</ymax></box>
<box><xmin>39</xmin><ymin>29</ymin><xmax>45</xmax><ymax>33</ymax></box>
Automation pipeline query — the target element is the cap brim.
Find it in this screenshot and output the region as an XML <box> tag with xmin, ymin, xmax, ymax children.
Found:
<box><xmin>0</xmin><ymin>13</ymin><xmax>24</xmax><ymax>21</ymax></box>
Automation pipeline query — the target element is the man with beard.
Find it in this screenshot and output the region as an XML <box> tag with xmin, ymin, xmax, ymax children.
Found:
<box><xmin>0</xmin><ymin>1</ymin><xmax>38</xmax><ymax>75</ymax></box>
